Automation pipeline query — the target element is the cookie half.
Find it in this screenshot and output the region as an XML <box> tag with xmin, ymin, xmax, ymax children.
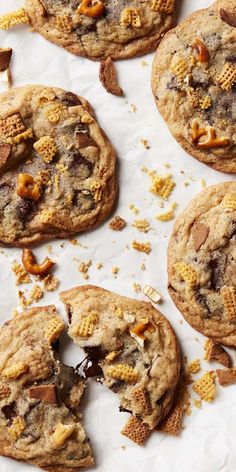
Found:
<box><xmin>0</xmin><ymin>305</ymin><xmax>94</xmax><ymax>470</ymax></box>
<box><xmin>24</xmin><ymin>0</ymin><xmax>176</xmax><ymax>61</ymax></box>
<box><xmin>168</xmin><ymin>182</ymin><xmax>236</xmax><ymax>347</ymax></box>
<box><xmin>152</xmin><ymin>0</ymin><xmax>236</xmax><ymax>173</ymax></box>
<box><xmin>0</xmin><ymin>85</ymin><xmax>116</xmax><ymax>246</ymax></box>
<box><xmin>60</xmin><ymin>285</ymin><xmax>180</xmax><ymax>437</ymax></box>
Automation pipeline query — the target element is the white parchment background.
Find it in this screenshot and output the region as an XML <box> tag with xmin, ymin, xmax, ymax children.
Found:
<box><xmin>0</xmin><ymin>1</ymin><xmax>235</xmax><ymax>471</ymax></box>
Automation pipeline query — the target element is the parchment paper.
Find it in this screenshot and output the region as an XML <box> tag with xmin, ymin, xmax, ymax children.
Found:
<box><xmin>0</xmin><ymin>1</ymin><xmax>235</xmax><ymax>471</ymax></box>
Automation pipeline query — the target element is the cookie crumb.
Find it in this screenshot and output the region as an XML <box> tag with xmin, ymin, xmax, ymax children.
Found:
<box><xmin>157</xmin><ymin>375</ymin><xmax>190</xmax><ymax>436</ymax></box>
<box><xmin>140</xmin><ymin>262</ymin><xmax>146</xmax><ymax>270</ymax></box>
<box><xmin>204</xmin><ymin>339</ymin><xmax>232</xmax><ymax>368</ymax></box>
<box><xmin>132</xmin><ymin>219</ymin><xmax>150</xmax><ymax>233</ymax></box>
<box><xmin>194</xmin><ymin>399</ymin><xmax>202</xmax><ymax>409</ymax></box>
<box><xmin>99</xmin><ymin>57</ymin><xmax>124</xmax><ymax>97</ymax></box>
<box><xmin>42</xmin><ymin>274</ymin><xmax>60</xmax><ymax>292</ymax></box>
<box><xmin>96</xmin><ymin>262</ymin><xmax>103</xmax><ymax>270</ymax></box>
<box><xmin>109</xmin><ymin>216</ymin><xmax>127</xmax><ymax>231</ymax></box>
<box><xmin>12</xmin><ymin>263</ymin><xmax>31</xmax><ymax>285</ymax></box>
<box><xmin>133</xmin><ymin>282</ymin><xmax>141</xmax><ymax>293</ymax></box>
<box><xmin>79</xmin><ymin>260</ymin><xmax>92</xmax><ymax>280</ymax></box>
<box><xmin>129</xmin><ymin>103</ymin><xmax>137</xmax><ymax>113</ymax></box>
<box><xmin>141</xmin><ymin>138</ymin><xmax>150</xmax><ymax>149</ymax></box>
<box><xmin>111</xmin><ymin>266</ymin><xmax>120</xmax><ymax>275</ymax></box>
<box><xmin>132</xmin><ymin>241</ymin><xmax>151</xmax><ymax>254</ymax></box>
<box><xmin>141</xmin><ymin>60</ymin><xmax>149</xmax><ymax>67</ymax></box>
<box><xmin>30</xmin><ymin>285</ymin><xmax>44</xmax><ymax>302</ymax></box>
<box><xmin>187</xmin><ymin>359</ymin><xmax>201</xmax><ymax>374</ymax></box>
<box><xmin>129</xmin><ymin>204</ymin><xmax>139</xmax><ymax>215</ymax></box>
<box><xmin>216</xmin><ymin>368</ymin><xmax>236</xmax><ymax>387</ymax></box>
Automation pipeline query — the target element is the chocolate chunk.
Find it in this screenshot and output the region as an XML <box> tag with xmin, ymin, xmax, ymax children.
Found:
<box><xmin>0</xmin><ymin>48</ymin><xmax>12</xmax><ymax>72</ymax></box>
<box><xmin>195</xmin><ymin>292</ymin><xmax>210</xmax><ymax>313</ymax></box>
<box><xmin>119</xmin><ymin>406</ymin><xmax>131</xmax><ymax>413</ymax></box>
<box><xmin>219</xmin><ymin>8</ymin><xmax>236</xmax><ymax>27</ymax></box>
<box><xmin>76</xmin><ymin>133</ymin><xmax>97</xmax><ymax>149</ymax></box>
<box><xmin>28</xmin><ymin>384</ymin><xmax>58</xmax><ymax>404</ymax></box>
<box><xmin>61</xmin><ymin>92</ymin><xmax>82</xmax><ymax>107</ymax></box>
<box><xmin>16</xmin><ymin>199</ymin><xmax>36</xmax><ymax>222</ymax></box>
<box><xmin>84</xmin><ymin>364</ymin><xmax>103</xmax><ymax>378</ymax></box>
<box><xmin>208</xmin><ymin>252</ymin><xmax>226</xmax><ymax>291</ymax></box>
<box><xmin>0</xmin><ymin>143</ymin><xmax>11</xmax><ymax>169</ymax></box>
<box><xmin>2</xmin><ymin>401</ymin><xmax>17</xmax><ymax>424</ymax></box>
<box><xmin>56</xmin><ymin>364</ymin><xmax>78</xmax><ymax>403</ymax></box>
<box><xmin>226</xmin><ymin>54</ymin><xmax>236</xmax><ymax>63</ymax></box>
<box><xmin>0</xmin><ymin>182</ymin><xmax>12</xmax><ymax>211</ymax></box>
<box><xmin>85</xmin><ymin>346</ymin><xmax>105</xmax><ymax>362</ymax></box>
<box><xmin>99</xmin><ymin>57</ymin><xmax>124</xmax><ymax>97</ymax></box>
<box><xmin>110</xmin><ymin>380</ymin><xmax>125</xmax><ymax>393</ymax></box>
<box><xmin>191</xmin><ymin>222</ymin><xmax>209</xmax><ymax>251</ymax></box>
<box><xmin>67</xmin><ymin>152</ymin><xmax>94</xmax><ymax>179</ymax></box>
<box><xmin>73</xmin><ymin>191</ymin><xmax>95</xmax><ymax>212</ymax></box>
<box><xmin>166</xmin><ymin>76</ymin><xmax>181</xmax><ymax>91</ymax></box>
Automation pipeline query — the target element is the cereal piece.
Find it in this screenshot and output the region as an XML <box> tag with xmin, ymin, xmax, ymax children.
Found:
<box><xmin>216</xmin><ymin>368</ymin><xmax>236</xmax><ymax>387</ymax></box>
<box><xmin>17</xmin><ymin>174</ymin><xmax>41</xmax><ymax>201</ymax></box>
<box><xmin>12</xmin><ymin>263</ymin><xmax>31</xmax><ymax>285</ymax></box>
<box><xmin>44</xmin><ymin>102</ymin><xmax>66</xmax><ymax>123</ymax></box>
<box><xmin>77</xmin><ymin>0</ymin><xmax>105</xmax><ymax>18</ymax></box>
<box><xmin>132</xmin><ymin>241</ymin><xmax>151</xmax><ymax>254</ymax></box>
<box><xmin>199</xmin><ymin>96</ymin><xmax>212</xmax><ymax>110</ymax></box>
<box><xmin>192</xmin><ymin>38</ymin><xmax>210</xmax><ymax>63</ymax></box>
<box><xmin>55</xmin><ymin>14</ymin><xmax>73</xmax><ymax>33</ymax></box>
<box><xmin>8</xmin><ymin>127</ymin><xmax>33</xmax><ymax>145</ymax></box>
<box><xmin>0</xmin><ymin>384</ymin><xmax>11</xmax><ymax>399</ymax></box>
<box><xmin>34</xmin><ymin>136</ymin><xmax>58</xmax><ymax>163</ymax></box>
<box><xmin>132</xmin><ymin>386</ymin><xmax>152</xmax><ymax>414</ymax></box>
<box><xmin>222</xmin><ymin>193</ymin><xmax>236</xmax><ymax>210</ymax></box>
<box><xmin>74</xmin><ymin>312</ymin><xmax>98</xmax><ymax>338</ymax></box>
<box><xmin>194</xmin><ymin>399</ymin><xmax>202</xmax><ymax>409</ymax></box>
<box><xmin>45</xmin><ymin>318</ymin><xmax>65</xmax><ymax>344</ymax></box>
<box><xmin>132</xmin><ymin>219</ymin><xmax>150</xmax><ymax>233</ymax></box>
<box><xmin>174</xmin><ymin>262</ymin><xmax>197</xmax><ymax>289</ymax></box>
<box><xmin>192</xmin><ymin>371</ymin><xmax>216</xmax><ymax>402</ymax></box>
<box><xmin>0</xmin><ymin>113</ymin><xmax>25</xmax><ymax>138</ymax></box>
<box><xmin>37</xmin><ymin>89</ymin><xmax>56</xmax><ymax>105</ymax></box>
<box><xmin>52</xmin><ymin>423</ymin><xmax>75</xmax><ymax>448</ymax></box>
<box><xmin>221</xmin><ymin>286</ymin><xmax>236</xmax><ymax>321</ymax></box>
<box><xmin>109</xmin><ymin>216</ymin><xmax>126</xmax><ymax>231</ymax></box>
<box><xmin>22</xmin><ymin>248</ymin><xmax>55</xmax><ymax>276</ymax></box>
<box><xmin>3</xmin><ymin>362</ymin><xmax>28</xmax><ymax>379</ymax></box>
<box><xmin>120</xmin><ymin>8</ymin><xmax>141</xmax><ymax>27</ymax></box>
<box><xmin>155</xmin><ymin>206</ymin><xmax>175</xmax><ymax>221</ymax></box>
<box><xmin>217</xmin><ymin>63</ymin><xmax>236</xmax><ymax>91</ymax></box>
<box><xmin>170</xmin><ymin>56</ymin><xmax>189</xmax><ymax>81</ymax></box>
<box><xmin>99</xmin><ymin>57</ymin><xmax>124</xmax><ymax>97</ymax></box>
<box><xmin>150</xmin><ymin>174</ymin><xmax>175</xmax><ymax>199</ymax></box>
<box><xmin>0</xmin><ymin>48</ymin><xmax>12</xmax><ymax>72</ymax></box>
<box><xmin>187</xmin><ymin>88</ymin><xmax>200</xmax><ymax>107</ymax></box>
<box><xmin>204</xmin><ymin>339</ymin><xmax>232</xmax><ymax>368</ymax></box>
<box><xmin>0</xmin><ymin>8</ymin><xmax>29</xmax><ymax>30</ymax></box>
<box><xmin>42</xmin><ymin>274</ymin><xmax>60</xmax><ymax>292</ymax></box>
<box><xmin>121</xmin><ymin>416</ymin><xmax>150</xmax><ymax>445</ymax></box>
<box><xmin>143</xmin><ymin>285</ymin><xmax>162</xmax><ymax>304</ymax></box>
<box><xmin>187</xmin><ymin>359</ymin><xmax>201</xmax><ymax>374</ymax></box>
<box><xmin>105</xmin><ymin>351</ymin><xmax>121</xmax><ymax>362</ymax></box>
<box><xmin>8</xmin><ymin>417</ymin><xmax>26</xmax><ymax>441</ymax></box>
<box><xmin>151</xmin><ymin>0</ymin><xmax>175</xmax><ymax>14</ymax></box>
<box><xmin>106</xmin><ymin>364</ymin><xmax>139</xmax><ymax>383</ymax></box>
<box><xmin>28</xmin><ymin>384</ymin><xmax>57</xmax><ymax>404</ymax></box>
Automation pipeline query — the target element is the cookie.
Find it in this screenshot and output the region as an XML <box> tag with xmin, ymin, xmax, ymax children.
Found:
<box><xmin>19</xmin><ymin>1</ymin><xmax>175</xmax><ymax>61</ymax></box>
<box><xmin>168</xmin><ymin>182</ymin><xmax>236</xmax><ymax>347</ymax></box>
<box><xmin>152</xmin><ymin>0</ymin><xmax>236</xmax><ymax>173</ymax></box>
<box><xmin>0</xmin><ymin>305</ymin><xmax>94</xmax><ymax>470</ymax></box>
<box><xmin>60</xmin><ymin>285</ymin><xmax>180</xmax><ymax>436</ymax></box>
<box><xmin>0</xmin><ymin>85</ymin><xmax>116</xmax><ymax>246</ymax></box>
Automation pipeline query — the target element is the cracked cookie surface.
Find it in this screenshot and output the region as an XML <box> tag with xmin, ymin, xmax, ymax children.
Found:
<box><xmin>152</xmin><ymin>0</ymin><xmax>236</xmax><ymax>173</ymax></box>
<box><xmin>168</xmin><ymin>182</ymin><xmax>236</xmax><ymax>347</ymax></box>
<box><xmin>0</xmin><ymin>85</ymin><xmax>116</xmax><ymax>246</ymax></box>
<box><xmin>60</xmin><ymin>285</ymin><xmax>180</xmax><ymax>432</ymax></box>
<box><xmin>25</xmin><ymin>0</ymin><xmax>176</xmax><ymax>60</ymax></box>
<box><xmin>0</xmin><ymin>305</ymin><xmax>93</xmax><ymax>471</ymax></box>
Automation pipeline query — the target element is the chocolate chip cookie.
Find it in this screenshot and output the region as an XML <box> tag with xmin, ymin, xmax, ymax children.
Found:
<box><xmin>24</xmin><ymin>0</ymin><xmax>176</xmax><ymax>60</ymax></box>
<box><xmin>0</xmin><ymin>305</ymin><xmax>94</xmax><ymax>470</ymax></box>
<box><xmin>60</xmin><ymin>285</ymin><xmax>180</xmax><ymax>442</ymax></box>
<box><xmin>0</xmin><ymin>85</ymin><xmax>116</xmax><ymax>246</ymax></box>
<box><xmin>152</xmin><ymin>0</ymin><xmax>236</xmax><ymax>173</ymax></box>
<box><xmin>168</xmin><ymin>182</ymin><xmax>236</xmax><ymax>347</ymax></box>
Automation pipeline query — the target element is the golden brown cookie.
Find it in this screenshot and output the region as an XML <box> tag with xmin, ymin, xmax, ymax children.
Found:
<box><xmin>168</xmin><ymin>182</ymin><xmax>236</xmax><ymax>347</ymax></box>
<box><xmin>60</xmin><ymin>285</ymin><xmax>180</xmax><ymax>440</ymax></box>
<box><xmin>152</xmin><ymin>0</ymin><xmax>236</xmax><ymax>173</ymax></box>
<box><xmin>0</xmin><ymin>305</ymin><xmax>94</xmax><ymax>470</ymax></box>
<box><xmin>0</xmin><ymin>85</ymin><xmax>116</xmax><ymax>246</ymax></box>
